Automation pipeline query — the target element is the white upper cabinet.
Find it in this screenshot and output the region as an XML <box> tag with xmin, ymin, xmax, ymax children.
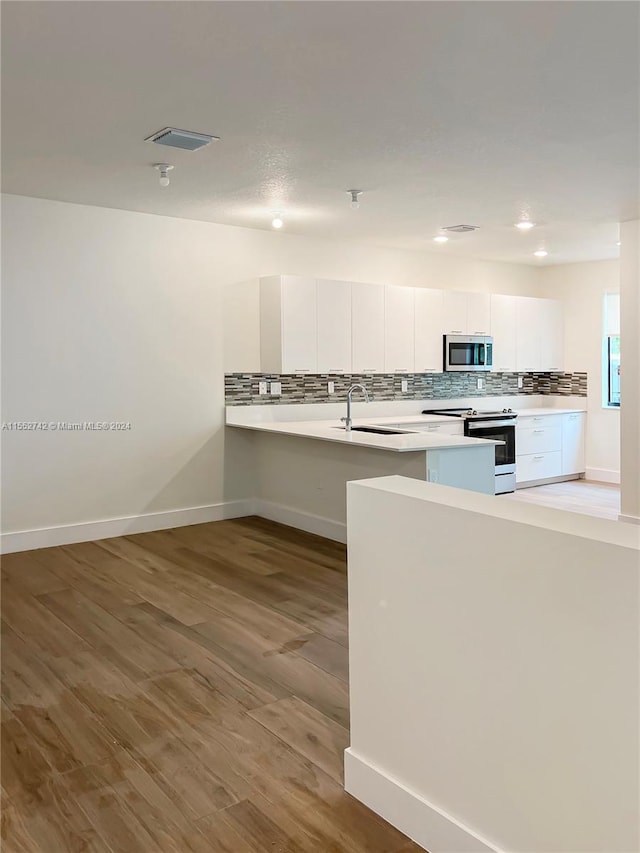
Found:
<box><xmin>515</xmin><ymin>296</ymin><xmax>541</xmax><ymax>372</ymax></box>
<box><xmin>258</xmin><ymin>277</ymin><xmax>564</xmax><ymax>378</ymax></box>
<box><xmin>515</xmin><ymin>296</ymin><xmax>564</xmax><ymax>372</ymax></box>
<box><xmin>260</xmin><ymin>275</ymin><xmax>317</xmax><ymax>373</ymax></box>
<box><xmin>384</xmin><ymin>286</ymin><xmax>415</xmax><ymax>372</ymax></box>
<box><xmin>352</xmin><ymin>282</ymin><xmax>385</xmax><ymax>373</ymax></box>
<box><xmin>414</xmin><ymin>288</ymin><xmax>444</xmax><ymax>373</ymax></box>
<box><xmin>442</xmin><ymin>291</ymin><xmax>491</xmax><ymax>335</ymax></box>
<box><xmin>442</xmin><ymin>291</ymin><xmax>469</xmax><ymax>334</ymax></box>
<box><xmin>466</xmin><ymin>292</ymin><xmax>492</xmax><ymax>336</ymax></box>
<box><xmin>538</xmin><ymin>299</ymin><xmax>564</xmax><ymax>372</ymax></box>
<box><xmin>317</xmin><ymin>279</ymin><xmax>352</xmax><ymax>373</ymax></box>
<box><xmin>490</xmin><ymin>294</ymin><xmax>518</xmax><ymax>372</ymax></box>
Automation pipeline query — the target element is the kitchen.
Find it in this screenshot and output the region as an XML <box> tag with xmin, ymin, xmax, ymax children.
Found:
<box><xmin>1</xmin><ymin>2</ymin><xmax>638</xmax><ymax>853</ymax></box>
<box><xmin>224</xmin><ymin>274</ymin><xmax>591</xmax><ymax>538</ymax></box>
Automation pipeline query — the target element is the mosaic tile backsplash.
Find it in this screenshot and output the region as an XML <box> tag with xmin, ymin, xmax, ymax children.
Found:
<box><xmin>225</xmin><ymin>371</ymin><xmax>588</xmax><ymax>405</ymax></box>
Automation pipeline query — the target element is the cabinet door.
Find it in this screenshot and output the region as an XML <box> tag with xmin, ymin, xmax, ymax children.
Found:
<box><xmin>539</xmin><ymin>299</ymin><xmax>564</xmax><ymax>372</ymax></box>
<box><xmin>516</xmin><ymin>296</ymin><xmax>541</xmax><ymax>372</ymax></box>
<box><xmin>466</xmin><ymin>292</ymin><xmax>491</xmax><ymax>335</ymax></box>
<box><xmin>317</xmin><ymin>279</ymin><xmax>352</xmax><ymax>373</ymax></box>
<box><xmin>442</xmin><ymin>291</ymin><xmax>468</xmax><ymax>334</ymax></box>
<box><xmin>414</xmin><ymin>288</ymin><xmax>444</xmax><ymax>373</ymax></box>
<box><xmin>561</xmin><ymin>412</ymin><xmax>586</xmax><ymax>475</ymax></box>
<box><xmin>490</xmin><ymin>294</ymin><xmax>517</xmax><ymax>372</ymax></box>
<box><xmin>384</xmin><ymin>286</ymin><xmax>415</xmax><ymax>372</ymax></box>
<box><xmin>352</xmin><ymin>282</ymin><xmax>385</xmax><ymax>373</ymax></box>
<box><xmin>280</xmin><ymin>276</ymin><xmax>318</xmax><ymax>373</ymax></box>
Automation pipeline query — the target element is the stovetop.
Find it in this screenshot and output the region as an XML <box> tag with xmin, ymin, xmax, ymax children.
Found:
<box><xmin>422</xmin><ymin>407</ymin><xmax>517</xmax><ymax>420</ymax></box>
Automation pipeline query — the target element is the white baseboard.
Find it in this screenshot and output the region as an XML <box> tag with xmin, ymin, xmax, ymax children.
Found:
<box><xmin>618</xmin><ymin>513</ymin><xmax>640</xmax><ymax>525</ymax></box>
<box><xmin>585</xmin><ymin>467</ymin><xmax>620</xmax><ymax>485</ymax></box>
<box><xmin>253</xmin><ymin>498</ymin><xmax>346</xmax><ymax>543</ymax></box>
<box><xmin>0</xmin><ymin>499</ymin><xmax>255</xmax><ymax>554</ymax></box>
<box><xmin>344</xmin><ymin>749</ymin><xmax>502</xmax><ymax>853</ymax></box>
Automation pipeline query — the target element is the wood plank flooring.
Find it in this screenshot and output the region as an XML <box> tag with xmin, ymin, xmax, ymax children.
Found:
<box><xmin>1</xmin><ymin>517</ymin><xmax>423</xmax><ymax>853</ymax></box>
<box><xmin>506</xmin><ymin>479</ymin><xmax>620</xmax><ymax>520</ymax></box>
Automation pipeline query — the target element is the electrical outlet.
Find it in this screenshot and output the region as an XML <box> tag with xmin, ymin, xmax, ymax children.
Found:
<box><xmin>270</xmin><ymin>381</ymin><xmax>282</xmax><ymax>396</ymax></box>
<box><xmin>401</xmin><ymin>379</ymin><xmax>409</xmax><ymax>393</ymax></box>
<box><xmin>517</xmin><ymin>375</ymin><xmax>524</xmax><ymax>389</ymax></box>
<box><xmin>477</xmin><ymin>377</ymin><xmax>484</xmax><ymax>390</ymax></box>
<box><xmin>258</xmin><ymin>381</ymin><xmax>268</xmax><ymax>395</ymax></box>
<box><xmin>327</xmin><ymin>381</ymin><xmax>335</xmax><ymax>395</ymax></box>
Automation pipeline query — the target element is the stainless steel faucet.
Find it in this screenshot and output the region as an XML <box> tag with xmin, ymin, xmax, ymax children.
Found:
<box><xmin>341</xmin><ymin>383</ymin><xmax>370</xmax><ymax>431</ymax></box>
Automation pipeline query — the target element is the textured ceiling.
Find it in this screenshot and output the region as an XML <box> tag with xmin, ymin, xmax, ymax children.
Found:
<box><xmin>2</xmin><ymin>1</ymin><xmax>638</xmax><ymax>265</ymax></box>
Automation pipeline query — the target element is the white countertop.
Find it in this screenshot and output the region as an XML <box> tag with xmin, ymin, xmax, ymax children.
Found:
<box><xmin>227</xmin><ymin>415</ymin><xmax>500</xmax><ymax>453</ymax></box>
<box><xmin>513</xmin><ymin>407</ymin><xmax>586</xmax><ymax>416</ymax></box>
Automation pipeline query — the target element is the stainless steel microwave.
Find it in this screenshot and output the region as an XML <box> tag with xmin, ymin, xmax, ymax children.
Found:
<box><xmin>443</xmin><ymin>335</ymin><xmax>493</xmax><ymax>372</ymax></box>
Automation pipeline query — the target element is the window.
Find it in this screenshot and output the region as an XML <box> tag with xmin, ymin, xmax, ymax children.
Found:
<box><xmin>603</xmin><ymin>293</ymin><xmax>620</xmax><ymax>408</ymax></box>
<box><xmin>606</xmin><ymin>335</ymin><xmax>620</xmax><ymax>406</ymax></box>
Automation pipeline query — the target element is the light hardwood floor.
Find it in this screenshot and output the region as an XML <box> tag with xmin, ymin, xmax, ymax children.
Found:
<box><xmin>1</xmin><ymin>517</ymin><xmax>423</xmax><ymax>853</ymax></box>
<box><xmin>506</xmin><ymin>479</ymin><xmax>620</xmax><ymax>520</ymax></box>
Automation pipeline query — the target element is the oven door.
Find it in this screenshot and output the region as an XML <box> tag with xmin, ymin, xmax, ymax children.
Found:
<box><xmin>466</xmin><ymin>419</ymin><xmax>516</xmax><ymax>470</ymax></box>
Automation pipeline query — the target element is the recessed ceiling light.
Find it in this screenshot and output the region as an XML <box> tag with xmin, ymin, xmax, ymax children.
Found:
<box><xmin>433</xmin><ymin>235</ymin><xmax>449</xmax><ymax>243</ymax></box>
<box><xmin>617</xmin><ymin>241</ymin><xmax>621</xmax><ymax>247</ymax></box>
<box><xmin>515</xmin><ymin>220</ymin><xmax>536</xmax><ymax>230</ymax></box>
<box><xmin>533</xmin><ymin>249</ymin><xmax>548</xmax><ymax>258</ymax></box>
<box><xmin>271</xmin><ymin>216</ymin><xmax>284</xmax><ymax>230</ymax></box>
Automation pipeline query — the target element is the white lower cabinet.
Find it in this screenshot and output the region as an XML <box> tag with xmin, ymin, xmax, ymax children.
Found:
<box><xmin>516</xmin><ymin>412</ymin><xmax>585</xmax><ymax>485</ymax></box>
<box><xmin>561</xmin><ymin>412</ymin><xmax>586</xmax><ymax>475</ymax></box>
<box><xmin>517</xmin><ymin>425</ymin><xmax>562</xmax><ymax>456</ymax></box>
<box><xmin>516</xmin><ymin>452</ymin><xmax>563</xmax><ymax>483</ymax></box>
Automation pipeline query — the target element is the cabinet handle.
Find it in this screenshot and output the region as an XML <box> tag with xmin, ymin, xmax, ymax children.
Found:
<box><xmin>533</xmin><ymin>417</ymin><xmax>543</xmax><ymax>422</ymax></box>
<box><xmin>474</xmin><ymin>330</ymin><xmax>488</xmax><ymax>335</ymax></box>
<box><xmin>450</xmin><ymin>329</ymin><xmax>463</xmax><ymax>334</ymax></box>
<box><xmin>533</xmin><ymin>456</ymin><xmax>544</xmax><ymax>461</ymax></box>
<box><xmin>329</xmin><ymin>369</ymin><xmax>344</xmax><ymax>373</ymax></box>
<box><xmin>294</xmin><ymin>369</ymin><xmax>310</xmax><ymax>373</ymax></box>
<box><xmin>533</xmin><ymin>429</ymin><xmax>544</xmax><ymax>434</ymax></box>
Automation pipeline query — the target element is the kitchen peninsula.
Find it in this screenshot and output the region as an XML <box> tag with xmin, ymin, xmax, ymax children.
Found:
<box><xmin>226</xmin><ymin>406</ymin><xmax>499</xmax><ymax>541</ymax></box>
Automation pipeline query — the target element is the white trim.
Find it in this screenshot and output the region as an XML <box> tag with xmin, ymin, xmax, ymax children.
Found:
<box><xmin>0</xmin><ymin>499</ymin><xmax>255</xmax><ymax>554</ymax></box>
<box><xmin>585</xmin><ymin>467</ymin><xmax>621</xmax><ymax>484</ymax></box>
<box><xmin>344</xmin><ymin>749</ymin><xmax>502</xmax><ymax>853</ymax></box>
<box><xmin>618</xmin><ymin>513</ymin><xmax>640</xmax><ymax>525</ymax></box>
<box><xmin>253</xmin><ymin>498</ymin><xmax>346</xmax><ymax>543</ymax></box>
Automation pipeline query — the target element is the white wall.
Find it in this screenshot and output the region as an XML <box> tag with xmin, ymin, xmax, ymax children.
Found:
<box><xmin>346</xmin><ymin>476</ymin><xmax>640</xmax><ymax>853</ymax></box>
<box><xmin>537</xmin><ymin>259</ymin><xmax>620</xmax><ymax>482</ymax></box>
<box><xmin>1</xmin><ymin>193</ymin><xmax>541</xmax><ymax>541</ymax></box>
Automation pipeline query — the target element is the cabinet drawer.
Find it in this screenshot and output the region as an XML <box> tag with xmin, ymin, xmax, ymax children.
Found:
<box><xmin>517</xmin><ymin>425</ymin><xmax>562</xmax><ymax>455</ymax></box>
<box><xmin>418</xmin><ymin>422</ymin><xmax>464</xmax><ymax>435</ymax></box>
<box><xmin>516</xmin><ymin>451</ymin><xmax>562</xmax><ymax>483</ymax></box>
<box><xmin>384</xmin><ymin>421</ymin><xmax>464</xmax><ymax>435</ymax></box>
<box><xmin>516</xmin><ymin>414</ymin><xmax>558</xmax><ymax>430</ymax></box>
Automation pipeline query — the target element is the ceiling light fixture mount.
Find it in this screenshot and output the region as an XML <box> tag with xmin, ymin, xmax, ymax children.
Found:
<box><xmin>154</xmin><ymin>163</ymin><xmax>174</xmax><ymax>188</ymax></box>
<box><xmin>433</xmin><ymin>235</ymin><xmax>449</xmax><ymax>244</ymax></box>
<box><xmin>348</xmin><ymin>190</ymin><xmax>362</xmax><ymax>210</ymax></box>
<box><xmin>533</xmin><ymin>249</ymin><xmax>548</xmax><ymax>258</ymax></box>
<box><xmin>515</xmin><ymin>220</ymin><xmax>536</xmax><ymax>230</ymax></box>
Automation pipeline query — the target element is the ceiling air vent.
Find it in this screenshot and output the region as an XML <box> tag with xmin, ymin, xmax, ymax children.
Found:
<box><xmin>442</xmin><ymin>224</ymin><xmax>479</xmax><ymax>233</ymax></box>
<box><xmin>144</xmin><ymin>127</ymin><xmax>219</xmax><ymax>151</ymax></box>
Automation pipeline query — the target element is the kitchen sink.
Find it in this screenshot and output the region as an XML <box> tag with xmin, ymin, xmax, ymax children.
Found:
<box><xmin>334</xmin><ymin>426</ymin><xmax>411</xmax><ymax>435</ymax></box>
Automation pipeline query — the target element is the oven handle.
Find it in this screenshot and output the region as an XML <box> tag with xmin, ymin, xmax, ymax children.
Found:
<box><xmin>468</xmin><ymin>419</ymin><xmax>517</xmax><ymax>430</ymax></box>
